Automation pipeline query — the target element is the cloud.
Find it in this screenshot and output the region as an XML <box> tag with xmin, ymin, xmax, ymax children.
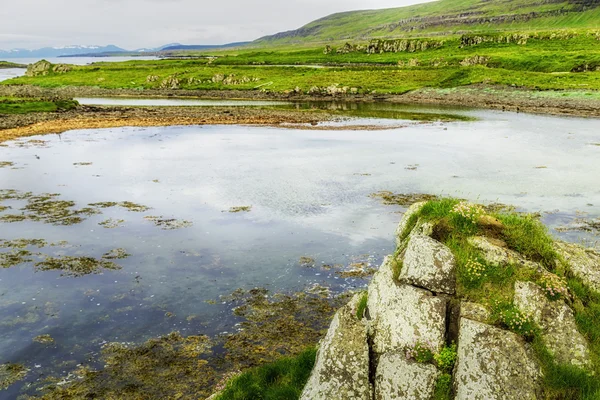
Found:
<box><xmin>0</xmin><ymin>0</ymin><xmax>432</xmax><ymax>49</ymax></box>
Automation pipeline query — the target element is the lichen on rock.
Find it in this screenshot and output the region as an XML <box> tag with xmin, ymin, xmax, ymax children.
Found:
<box><xmin>300</xmin><ymin>294</ymin><xmax>372</xmax><ymax>400</ymax></box>
<box><xmin>453</xmin><ymin>318</ymin><xmax>543</xmax><ymax>400</ymax></box>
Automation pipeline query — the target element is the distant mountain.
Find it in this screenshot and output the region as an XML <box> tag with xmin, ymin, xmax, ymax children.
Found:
<box><xmin>159</xmin><ymin>42</ymin><xmax>251</xmax><ymax>51</ymax></box>
<box><xmin>0</xmin><ymin>45</ymin><xmax>126</xmax><ymax>59</ymax></box>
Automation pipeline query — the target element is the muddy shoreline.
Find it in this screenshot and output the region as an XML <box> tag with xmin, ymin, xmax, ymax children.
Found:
<box><xmin>3</xmin><ymin>84</ymin><xmax>600</xmax><ymax>117</ymax></box>
<box><xmin>1</xmin><ymin>84</ymin><xmax>599</xmax><ymax>142</ymax></box>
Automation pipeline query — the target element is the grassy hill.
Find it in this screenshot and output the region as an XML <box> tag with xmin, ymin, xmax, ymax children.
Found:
<box><xmin>257</xmin><ymin>0</ymin><xmax>600</xmax><ymax>45</ymax></box>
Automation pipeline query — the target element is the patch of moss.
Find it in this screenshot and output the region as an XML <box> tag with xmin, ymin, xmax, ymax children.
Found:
<box><xmin>0</xmin><ymin>238</ymin><xmax>47</xmax><ymax>248</ymax></box>
<box><xmin>34</xmin><ymin>256</ymin><xmax>121</xmax><ymax>277</ymax></box>
<box><xmin>33</xmin><ymin>334</ymin><xmax>55</xmax><ymax>345</ymax></box>
<box><xmin>0</xmin><ymin>363</ymin><xmax>28</xmax><ymax>390</ymax></box>
<box><xmin>98</xmin><ymin>218</ymin><xmax>125</xmax><ymax>229</ymax></box>
<box><xmin>0</xmin><ymin>161</ymin><xmax>14</xmax><ymax>168</ymax></box>
<box><xmin>370</xmin><ymin>191</ymin><xmax>439</xmax><ymax>207</ymax></box>
<box><xmin>102</xmin><ymin>248</ymin><xmax>131</xmax><ymax>260</ymax></box>
<box><xmin>0</xmin><ymin>249</ymin><xmax>35</xmax><ymax>268</ymax></box>
<box><xmin>144</xmin><ymin>216</ymin><xmax>193</xmax><ymax>230</ymax></box>
<box><xmin>228</xmin><ymin>206</ymin><xmax>252</xmax><ymax>213</ymax></box>
<box><xmin>38</xmin><ymin>332</ymin><xmax>217</xmax><ymax>399</ymax></box>
<box><xmin>298</xmin><ymin>256</ymin><xmax>315</xmax><ymax>267</ymax></box>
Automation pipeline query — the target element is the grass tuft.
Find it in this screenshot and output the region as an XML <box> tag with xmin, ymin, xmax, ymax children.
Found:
<box><xmin>216</xmin><ymin>348</ymin><xmax>316</xmax><ymax>400</ymax></box>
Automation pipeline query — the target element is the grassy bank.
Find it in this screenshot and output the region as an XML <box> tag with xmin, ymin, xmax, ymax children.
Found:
<box><xmin>0</xmin><ymin>61</ymin><xmax>26</xmax><ymax>69</ymax></box>
<box><xmin>0</xmin><ymin>97</ymin><xmax>78</xmax><ymax>114</ymax></box>
<box><xmin>4</xmin><ymin>30</ymin><xmax>600</xmax><ymax>96</ymax></box>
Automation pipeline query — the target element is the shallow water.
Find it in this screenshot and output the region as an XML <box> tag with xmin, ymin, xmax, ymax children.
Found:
<box><xmin>0</xmin><ymin>68</ymin><xmax>25</xmax><ymax>82</ymax></box>
<box><xmin>0</xmin><ymin>108</ymin><xmax>599</xmax><ymax>395</ymax></box>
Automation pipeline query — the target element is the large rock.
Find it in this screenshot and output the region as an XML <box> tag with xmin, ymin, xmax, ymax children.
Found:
<box><xmin>468</xmin><ymin>236</ymin><xmax>545</xmax><ymax>273</ymax></box>
<box><xmin>454</xmin><ymin>318</ymin><xmax>543</xmax><ymax>400</ymax></box>
<box><xmin>395</xmin><ymin>202</ymin><xmax>426</xmax><ymax>247</ymax></box>
<box><xmin>300</xmin><ymin>294</ymin><xmax>372</xmax><ymax>400</ymax></box>
<box><xmin>555</xmin><ymin>241</ymin><xmax>600</xmax><ymax>292</ymax></box>
<box><xmin>400</xmin><ymin>235</ymin><xmax>456</xmax><ymax>294</ymax></box>
<box><xmin>514</xmin><ymin>281</ymin><xmax>592</xmax><ymax>369</ymax></box>
<box><xmin>368</xmin><ymin>257</ymin><xmax>446</xmax><ymax>356</ymax></box>
<box><xmin>25</xmin><ymin>60</ymin><xmax>52</xmax><ymax>77</ymax></box>
<box><xmin>375</xmin><ymin>351</ymin><xmax>440</xmax><ymax>400</ymax></box>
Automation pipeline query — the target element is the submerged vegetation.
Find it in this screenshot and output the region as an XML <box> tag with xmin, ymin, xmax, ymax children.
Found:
<box><xmin>26</xmin><ymin>287</ymin><xmax>346</xmax><ymax>398</ymax></box>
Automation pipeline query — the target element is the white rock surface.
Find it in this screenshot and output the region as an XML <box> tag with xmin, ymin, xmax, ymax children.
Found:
<box><xmin>300</xmin><ymin>295</ymin><xmax>372</xmax><ymax>400</ymax></box>
<box><xmin>375</xmin><ymin>351</ymin><xmax>440</xmax><ymax>400</ymax></box>
<box><xmin>555</xmin><ymin>241</ymin><xmax>600</xmax><ymax>292</ymax></box>
<box><xmin>454</xmin><ymin>318</ymin><xmax>543</xmax><ymax>400</ymax></box>
<box><xmin>514</xmin><ymin>281</ymin><xmax>592</xmax><ymax>369</ymax></box>
<box><xmin>468</xmin><ymin>236</ymin><xmax>545</xmax><ymax>273</ymax></box>
<box><xmin>368</xmin><ymin>257</ymin><xmax>446</xmax><ymax>356</ymax></box>
<box><xmin>401</xmin><ymin>235</ymin><xmax>457</xmax><ymax>294</ymax></box>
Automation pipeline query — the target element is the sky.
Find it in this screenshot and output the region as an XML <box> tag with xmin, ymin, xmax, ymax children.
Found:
<box><xmin>0</xmin><ymin>0</ymin><xmax>433</xmax><ymax>50</ymax></box>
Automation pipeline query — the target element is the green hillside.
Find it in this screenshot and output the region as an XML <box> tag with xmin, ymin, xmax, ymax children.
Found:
<box><xmin>257</xmin><ymin>0</ymin><xmax>600</xmax><ymax>45</ymax></box>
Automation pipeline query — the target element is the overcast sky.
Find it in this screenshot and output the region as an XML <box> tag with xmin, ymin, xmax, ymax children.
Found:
<box><xmin>0</xmin><ymin>0</ymin><xmax>433</xmax><ymax>50</ymax></box>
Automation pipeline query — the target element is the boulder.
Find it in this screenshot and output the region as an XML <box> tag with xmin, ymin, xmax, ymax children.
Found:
<box><xmin>300</xmin><ymin>294</ymin><xmax>372</xmax><ymax>400</ymax></box>
<box><xmin>25</xmin><ymin>60</ymin><xmax>52</xmax><ymax>77</ymax></box>
<box><xmin>374</xmin><ymin>351</ymin><xmax>440</xmax><ymax>400</ymax></box>
<box><xmin>160</xmin><ymin>76</ymin><xmax>180</xmax><ymax>89</ymax></box>
<box><xmin>468</xmin><ymin>236</ymin><xmax>545</xmax><ymax>273</ymax></box>
<box><xmin>367</xmin><ymin>257</ymin><xmax>446</xmax><ymax>356</ymax></box>
<box><xmin>400</xmin><ymin>235</ymin><xmax>456</xmax><ymax>294</ymax></box>
<box><xmin>454</xmin><ymin>318</ymin><xmax>543</xmax><ymax>400</ymax></box>
<box><xmin>460</xmin><ymin>301</ymin><xmax>490</xmax><ymax>323</ymax></box>
<box><xmin>52</xmin><ymin>64</ymin><xmax>71</xmax><ymax>74</ymax></box>
<box><xmin>395</xmin><ymin>201</ymin><xmax>426</xmax><ymax>247</ymax></box>
<box><xmin>555</xmin><ymin>241</ymin><xmax>600</xmax><ymax>292</ymax></box>
<box><xmin>514</xmin><ymin>281</ymin><xmax>592</xmax><ymax>369</ymax></box>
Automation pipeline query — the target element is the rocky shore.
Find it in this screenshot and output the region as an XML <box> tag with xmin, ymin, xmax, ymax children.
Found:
<box><xmin>298</xmin><ymin>201</ymin><xmax>600</xmax><ymax>400</ymax></box>
<box><xmin>2</xmin><ymin>84</ymin><xmax>600</xmax><ymax>119</ymax></box>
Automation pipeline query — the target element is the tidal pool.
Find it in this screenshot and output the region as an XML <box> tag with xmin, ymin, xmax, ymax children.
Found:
<box><xmin>0</xmin><ymin>108</ymin><xmax>599</xmax><ymax>396</ymax></box>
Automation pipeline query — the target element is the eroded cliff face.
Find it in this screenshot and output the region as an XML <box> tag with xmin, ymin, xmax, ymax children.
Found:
<box><xmin>300</xmin><ymin>202</ymin><xmax>599</xmax><ymax>400</ymax></box>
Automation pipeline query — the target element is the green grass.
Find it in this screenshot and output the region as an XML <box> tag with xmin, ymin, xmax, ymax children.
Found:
<box><xmin>0</xmin><ymin>61</ymin><xmax>26</xmax><ymax>69</ymax></box>
<box><xmin>356</xmin><ymin>292</ymin><xmax>368</xmax><ymax>320</ymax></box>
<box><xmin>255</xmin><ymin>0</ymin><xmax>600</xmax><ymax>45</ymax></box>
<box><xmin>4</xmin><ymin>31</ymin><xmax>600</xmax><ymax>94</ymax></box>
<box><xmin>215</xmin><ymin>348</ymin><xmax>316</xmax><ymax>400</ymax></box>
<box><xmin>0</xmin><ymin>97</ymin><xmax>78</xmax><ymax>114</ymax></box>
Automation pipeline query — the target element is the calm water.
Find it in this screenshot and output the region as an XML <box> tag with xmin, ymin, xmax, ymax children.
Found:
<box><xmin>0</xmin><ymin>108</ymin><xmax>599</xmax><ymax>395</ymax></box>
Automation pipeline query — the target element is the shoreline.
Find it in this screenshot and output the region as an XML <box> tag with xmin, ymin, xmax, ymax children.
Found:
<box><xmin>2</xmin><ymin>84</ymin><xmax>600</xmax><ymax>118</ymax></box>
<box><xmin>1</xmin><ymin>84</ymin><xmax>600</xmax><ymax>142</ymax></box>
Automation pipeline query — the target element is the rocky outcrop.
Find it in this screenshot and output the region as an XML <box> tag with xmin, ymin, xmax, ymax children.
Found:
<box><xmin>52</xmin><ymin>64</ymin><xmax>72</xmax><ymax>74</ymax></box>
<box><xmin>555</xmin><ymin>241</ymin><xmax>600</xmax><ymax>292</ymax></box>
<box><xmin>514</xmin><ymin>281</ymin><xmax>592</xmax><ymax>369</ymax></box>
<box><xmin>400</xmin><ymin>234</ymin><xmax>456</xmax><ymax>294</ymax></box>
<box><xmin>368</xmin><ymin>257</ymin><xmax>447</xmax><ymax>356</ymax></box>
<box><xmin>454</xmin><ymin>318</ymin><xmax>543</xmax><ymax>400</ymax></box>
<box><xmin>160</xmin><ymin>76</ymin><xmax>180</xmax><ymax>89</ymax></box>
<box><xmin>367</xmin><ymin>39</ymin><xmax>444</xmax><ymax>54</ymax></box>
<box><xmin>300</xmin><ymin>294</ymin><xmax>372</xmax><ymax>400</ymax></box>
<box><xmin>300</xmin><ymin>203</ymin><xmax>597</xmax><ymax>400</ymax></box>
<box><xmin>25</xmin><ymin>60</ymin><xmax>52</xmax><ymax>77</ymax></box>
<box><xmin>375</xmin><ymin>352</ymin><xmax>440</xmax><ymax>400</ymax></box>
